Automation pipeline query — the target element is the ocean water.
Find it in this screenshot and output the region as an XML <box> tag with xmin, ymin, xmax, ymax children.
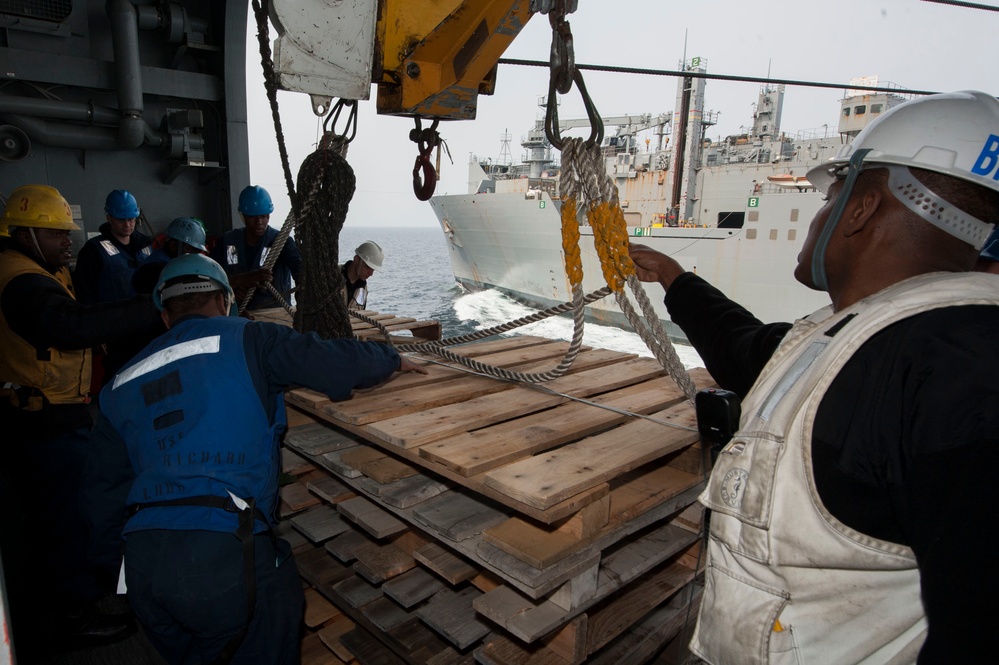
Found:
<box><xmin>336</xmin><ymin>226</ymin><xmax>704</xmax><ymax>370</ymax></box>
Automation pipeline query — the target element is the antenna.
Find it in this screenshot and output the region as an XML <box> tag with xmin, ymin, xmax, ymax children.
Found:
<box><xmin>498</xmin><ymin>129</ymin><xmax>513</xmax><ymax>166</ymax></box>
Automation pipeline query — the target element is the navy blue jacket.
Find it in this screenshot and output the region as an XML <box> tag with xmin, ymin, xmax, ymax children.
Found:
<box><xmin>73</xmin><ymin>222</ymin><xmax>154</xmax><ymax>304</ymax></box>
<box><xmin>211</xmin><ymin>227</ymin><xmax>301</xmax><ymax>310</ymax></box>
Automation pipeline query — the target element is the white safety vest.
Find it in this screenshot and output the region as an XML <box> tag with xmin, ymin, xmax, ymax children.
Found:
<box><xmin>691</xmin><ymin>272</ymin><xmax>999</xmax><ymax>665</ymax></box>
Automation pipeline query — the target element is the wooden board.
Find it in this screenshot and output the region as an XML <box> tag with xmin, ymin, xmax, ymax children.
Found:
<box><xmin>302</xmin><ymin>631</ymin><xmax>348</xmax><ymax>665</ymax></box>
<box><xmin>381</xmin><ymin>566</ymin><xmax>446</xmax><ymax>609</ymax></box>
<box><xmin>419</xmin><ymin>376</ymin><xmax>685</xmax><ymax>477</ymax></box>
<box><xmin>286</xmin><ymin>421</ymin><xmax>364</xmax><ymax>457</ymax></box>
<box><xmin>416</xmin><ymin>587</ymin><xmax>491</xmax><ymax>649</ymax></box>
<box><xmin>326</xmin><ymin>529</ymin><xmax>370</xmax><ymax>563</ymax></box>
<box><xmin>291</xmin><ymin>504</ymin><xmax>354</xmax><ymax>543</ymax></box>
<box><xmin>367</xmin><ymin>350</ymin><xmax>648</xmax><ymax>448</ymax></box>
<box><xmin>361</xmin><ymin>596</ymin><xmax>413</xmax><ymax>633</ymax></box>
<box><xmin>304</xmin><ymin>587</ymin><xmax>340</xmax><ymax>628</ymax></box>
<box><xmin>412</xmin><ymin>543</ymin><xmax>478</xmax><ymax>585</ymax></box>
<box><xmin>338</xmin><ymin>496</ymin><xmax>409</xmax><ymax>539</ymax></box>
<box><xmin>482</xmin><ymin>401</ymin><xmax>699</xmax><ymax>510</ymax></box>
<box><xmin>353</xmin><ymin>541</ymin><xmax>417</xmax><ymax>584</ymax></box>
<box><xmin>334</xmin><ymin>575</ymin><xmax>383</xmax><ymax>609</ymax></box>
<box><xmin>283</xmin><ymin>447</ymin><xmax>316</xmax><ymax>476</ymax></box>
<box><xmin>281</xmin><ymin>481</ymin><xmax>322</xmax><ymax>513</ymax></box>
<box><xmin>318</xmin><ymin>615</ymin><xmax>359</xmax><ymax>662</ymax></box>
<box><xmin>411</xmin><ymin>491</ymin><xmax>508</xmax><ymax>542</ymax></box>
<box><xmin>309</xmin><ymin>475</ymin><xmax>359</xmax><ymax>505</ymax></box>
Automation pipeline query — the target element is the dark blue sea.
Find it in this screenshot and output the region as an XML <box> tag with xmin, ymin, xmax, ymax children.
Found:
<box><xmin>336</xmin><ymin>226</ymin><xmax>702</xmax><ymax>368</ymax></box>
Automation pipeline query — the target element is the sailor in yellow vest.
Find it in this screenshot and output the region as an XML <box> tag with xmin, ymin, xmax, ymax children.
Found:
<box><xmin>0</xmin><ymin>185</ymin><xmax>160</xmax><ymax>656</ymax></box>
<box><xmin>630</xmin><ymin>91</ymin><xmax>999</xmax><ymax>663</ymax></box>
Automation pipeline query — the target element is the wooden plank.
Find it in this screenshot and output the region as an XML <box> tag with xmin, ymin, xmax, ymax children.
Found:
<box><xmin>420</xmin><ymin>377</ymin><xmax>684</xmax><ymax>477</ymax></box>
<box><xmin>386</xmin><ymin>618</ymin><xmax>452</xmax><ymax>663</ymax></box>
<box><xmin>359</xmin><ymin>456</ymin><xmax>421</xmax><ymax>484</ymax></box>
<box><xmin>291</xmin><ymin>504</ymin><xmax>354</xmax><ymax>543</ymax></box>
<box><xmin>353</xmin><ymin>541</ymin><xmax>416</xmax><ymax>584</ymax></box>
<box><xmin>321</xmin><ymin>447</ymin><xmax>364</xmax><ymax>478</ymax></box>
<box><xmin>412</xmin><ymin>543</ymin><xmax>478</xmax><ymax>585</ymax></box>
<box><xmin>411</xmin><ymin>491</ymin><xmax>508</xmax><ymax>542</ymax></box>
<box><xmin>544</xmin><ymin>615</ymin><xmax>588</xmax><ymax>665</ymax></box>
<box><xmin>482</xmin><ymin>495</ymin><xmax>610</xmax><ymax>570</ymax></box>
<box><xmin>302</xmin><ymin>631</ymin><xmax>347</xmax><ymax>665</ymax></box>
<box><xmin>286</xmin><ymin>405</ymin><xmax>322</xmax><ymax>429</ymax></box>
<box><xmin>326</xmin><ymin>529</ymin><xmax>370</xmax><ymax>563</ymax></box>
<box><xmin>587</xmin><ymin>583</ymin><xmax>701</xmax><ymax>665</ymax></box>
<box><xmin>296</xmin><ymin>546</ymin><xmax>355</xmax><ymax>590</ymax></box>
<box><xmin>333</xmin><ymin>575</ymin><xmax>383</xmax><ymax>609</ymax></box>
<box><xmin>309</xmin><ymin>475</ymin><xmax>359</xmax><ymax>505</ymax></box>
<box><xmin>286</xmin><ymin>421</ymin><xmax>364</xmax><ymax>457</ymax></box>
<box><xmin>340</xmin><ymin>626</ymin><xmax>407</xmax><ymax>665</ymax></box>
<box><xmin>368</xmin><ymin>350</ymin><xmax>646</xmax><ymax>448</ymax></box>
<box><xmin>362</xmin><ymin>596</ymin><xmax>412</xmax><ymax>633</ymax></box>
<box><xmin>318</xmin><ymin>615</ymin><xmax>358</xmax><ymax>662</ymax></box>
<box><xmin>282</xmin><ymin>447</ymin><xmax>316</xmax><ymax>476</ymax></box>
<box><xmin>483</xmin><ymin>401</ymin><xmax>699</xmax><ymax>510</ymax></box>
<box><xmin>304</xmin><ymin>587</ymin><xmax>340</xmax><ymax>628</ymax></box>
<box><xmin>478</xmin><ymin>634</ymin><xmax>571</xmax><ymax>665</ymax></box>
<box><xmin>381</xmin><ymin>566</ymin><xmax>446</xmax><ymax>609</ymax></box>
<box><xmin>340</xmin><ymin>446</ymin><xmax>390</xmax><ymax>472</ymax></box>
<box><xmin>416</xmin><ymin>587</ymin><xmax>490</xmax><ymax>649</ymax></box>
<box><xmin>378</xmin><ymin>474</ymin><xmax>451</xmax><ymax>509</ymax></box>
<box><xmin>338</xmin><ymin>496</ymin><xmax>409</xmax><ymax>539</ymax></box>
<box><xmin>327</xmin><ymin>342</ymin><xmax>596</xmax><ymax>425</ymax></box>
<box><xmin>585</xmin><ymin>559</ymin><xmax>697</xmax><ymax>654</ymax></box>
<box><xmin>281</xmin><ymin>481</ymin><xmax>322</xmax><ymax>513</ymax></box>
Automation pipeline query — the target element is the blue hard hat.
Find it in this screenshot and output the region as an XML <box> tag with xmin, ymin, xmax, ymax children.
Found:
<box><xmin>105</xmin><ymin>189</ymin><xmax>140</xmax><ymax>219</ymax></box>
<box><xmin>237</xmin><ymin>185</ymin><xmax>274</xmax><ymax>216</ymax></box>
<box><xmin>154</xmin><ymin>254</ymin><xmax>234</xmax><ymax>312</ymax></box>
<box><xmin>981</xmin><ymin>226</ymin><xmax>999</xmax><ymax>262</ymax></box>
<box><xmin>165</xmin><ymin>216</ymin><xmax>208</xmax><ymax>252</ymax></box>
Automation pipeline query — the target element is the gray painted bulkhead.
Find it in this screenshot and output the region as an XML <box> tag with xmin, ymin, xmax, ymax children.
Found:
<box><xmin>0</xmin><ymin>0</ymin><xmax>251</xmax><ymax>244</ymax></box>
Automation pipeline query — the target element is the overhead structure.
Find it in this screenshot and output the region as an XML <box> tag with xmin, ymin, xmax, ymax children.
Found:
<box><xmin>270</xmin><ymin>0</ymin><xmax>534</xmax><ymax>119</ymax></box>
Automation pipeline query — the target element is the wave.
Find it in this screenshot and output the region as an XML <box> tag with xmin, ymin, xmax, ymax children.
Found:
<box><xmin>451</xmin><ymin>289</ymin><xmax>704</xmax><ymax>370</ymax></box>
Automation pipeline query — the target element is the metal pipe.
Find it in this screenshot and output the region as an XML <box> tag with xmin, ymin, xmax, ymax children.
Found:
<box><xmin>106</xmin><ymin>0</ymin><xmax>146</xmax><ymax>149</ymax></box>
<box><xmin>1</xmin><ymin>113</ymin><xmax>121</xmax><ymax>151</ymax></box>
<box><xmin>0</xmin><ymin>96</ymin><xmax>166</xmax><ymax>148</ymax></box>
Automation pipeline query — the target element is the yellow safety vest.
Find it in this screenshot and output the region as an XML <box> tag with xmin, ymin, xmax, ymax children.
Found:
<box><xmin>0</xmin><ymin>249</ymin><xmax>91</xmax><ymax>409</ymax></box>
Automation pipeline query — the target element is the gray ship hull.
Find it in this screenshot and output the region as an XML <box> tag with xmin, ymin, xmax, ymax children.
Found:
<box><xmin>430</xmin><ymin>182</ymin><xmax>832</xmax><ymax>341</ymax></box>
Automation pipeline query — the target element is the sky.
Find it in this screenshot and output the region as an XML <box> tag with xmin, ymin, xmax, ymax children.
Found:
<box><xmin>245</xmin><ymin>0</ymin><xmax>999</xmax><ymax>229</ymax></box>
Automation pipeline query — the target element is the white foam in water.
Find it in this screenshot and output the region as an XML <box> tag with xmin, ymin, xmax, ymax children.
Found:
<box><xmin>453</xmin><ymin>289</ymin><xmax>704</xmax><ymax>370</ymax></box>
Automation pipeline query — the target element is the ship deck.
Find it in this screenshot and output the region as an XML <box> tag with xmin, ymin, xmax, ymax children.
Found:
<box><xmin>20</xmin><ymin>309</ymin><xmax>707</xmax><ymax>665</ymax></box>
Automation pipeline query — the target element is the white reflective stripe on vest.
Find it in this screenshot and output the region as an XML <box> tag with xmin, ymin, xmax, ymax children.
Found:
<box><xmin>99</xmin><ymin>239</ymin><xmax>120</xmax><ymax>256</ymax></box>
<box><xmin>112</xmin><ymin>335</ymin><xmax>221</xmax><ymax>390</ymax></box>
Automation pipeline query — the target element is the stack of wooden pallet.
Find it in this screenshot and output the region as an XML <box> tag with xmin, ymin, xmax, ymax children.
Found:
<box><xmin>278</xmin><ymin>335</ymin><xmax>710</xmax><ymax>664</ymax></box>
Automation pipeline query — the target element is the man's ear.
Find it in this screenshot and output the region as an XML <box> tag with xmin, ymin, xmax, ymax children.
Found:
<box><xmin>841</xmin><ymin>186</ymin><xmax>884</xmax><ymax>238</ymax></box>
<box><xmin>160</xmin><ymin>308</ymin><xmax>172</xmax><ymax>329</ymax></box>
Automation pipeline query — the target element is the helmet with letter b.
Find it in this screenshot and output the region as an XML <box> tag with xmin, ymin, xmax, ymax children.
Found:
<box><xmin>154</xmin><ymin>253</ymin><xmax>234</xmax><ymax>313</ymax></box>
<box><xmin>804</xmin><ymin>91</ymin><xmax>999</xmax><ymax>289</ymax></box>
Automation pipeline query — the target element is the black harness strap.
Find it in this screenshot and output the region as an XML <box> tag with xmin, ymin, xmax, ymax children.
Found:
<box><xmin>130</xmin><ymin>495</ymin><xmax>268</xmax><ymax>664</ymax></box>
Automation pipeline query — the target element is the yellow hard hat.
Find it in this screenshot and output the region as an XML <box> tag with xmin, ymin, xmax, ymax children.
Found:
<box><xmin>4</xmin><ymin>185</ymin><xmax>80</xmax><ymax>231</ymax></box>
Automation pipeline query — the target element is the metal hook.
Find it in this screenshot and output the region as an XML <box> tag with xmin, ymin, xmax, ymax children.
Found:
<box><xmin>545</xmin><ymin>69</ymin><xmax>603</xmax><ymax>150</ymax></box>
<box><xmin>322</xmin><ymin>99</ymin><xmax>358</xmax><ymax>143</ymax></box>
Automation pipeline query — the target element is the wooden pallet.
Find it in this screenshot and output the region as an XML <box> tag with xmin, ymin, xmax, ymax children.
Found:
<box><xmin>276</xmin><ymin>331</ymin><xmax>709</xmax><ymax>663</ymax></box>
<box><xmin>251</xmin><ymin>307</ymin><xmax>442</xmax><ymax>342</ymax></box>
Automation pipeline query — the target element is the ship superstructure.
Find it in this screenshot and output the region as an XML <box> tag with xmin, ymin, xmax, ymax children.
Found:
<box><xmin>431</xmin><ymin>65</ymin><xmax>911</xmax><ymax>339</ymax></box>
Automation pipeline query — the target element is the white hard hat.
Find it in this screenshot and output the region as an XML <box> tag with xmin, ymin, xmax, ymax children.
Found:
<box><xmin>355</xmin><ymin>241</ymin><xmax>384</xmax><ymax>271</ymax></box>
<box><xmin>807</xmin><ymin>90</ymin><xmax>999</xmax><ymax>249</ymax></box>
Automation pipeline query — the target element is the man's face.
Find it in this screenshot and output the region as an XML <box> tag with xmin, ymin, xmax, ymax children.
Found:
<box><xmin>794</xmin><ymin>180</ymin><xmax>844</xmax><ymax>290</ymax></box>
<box><xmin>242</xmin><ymin>214</ymin><xmax>270</xmax><ymax>242</ymax></box>
<box><xmin>20</xmin><ymin>228</ymin><xmax>73</xmax><ymax>267</ymax></box>
<box><xmin>106</xmin><ymin>215</ymin><xmax>136</xmax><ymax>242</ymax></box>
<box><xmin>354</xmin><ymin>256</ymin><xmax>375</xmax><ymax>280</ymax></box>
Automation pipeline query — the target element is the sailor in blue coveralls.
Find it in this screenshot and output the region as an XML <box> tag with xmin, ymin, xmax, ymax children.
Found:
<box><xmin>73</xmin><ymin>189</ymin><xmax>153</xmax><ymax>304</ymax></box>
<box><xmin>96</xmin><ymin>254</ymin><xmax>426</xmax><ymax>664</ymax></box>
<box><xmin>210</xmin><ymin>185</ymin><xmax>302</xmax><ymax>311</ymax></box>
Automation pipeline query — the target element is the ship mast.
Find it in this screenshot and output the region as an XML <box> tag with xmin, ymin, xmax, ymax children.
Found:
<box><xmin>669</xmin><ymin>57</ymin><xmax>707</xmax><ymax>225</ymax></box>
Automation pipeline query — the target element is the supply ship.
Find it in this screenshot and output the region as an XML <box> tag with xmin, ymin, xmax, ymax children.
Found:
<box><xmin>431</xmin><ymin>63</ymin><xmax>912</xmax><ymax>339</ymax></box>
